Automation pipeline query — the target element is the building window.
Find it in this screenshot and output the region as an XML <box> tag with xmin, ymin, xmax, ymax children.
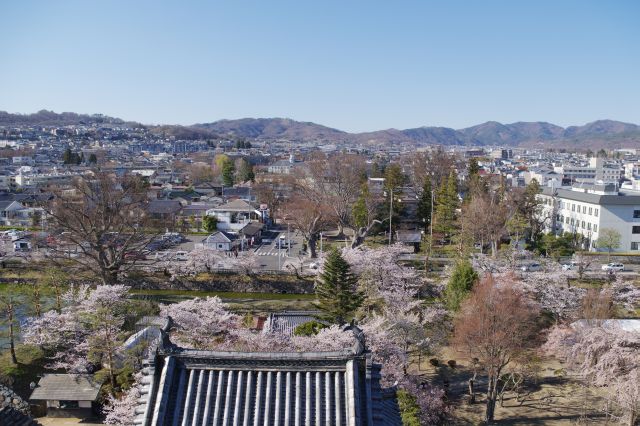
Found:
<box><xmin>572</xmin><ymin>204</ymin><xmax>575</xmax><ymax>212</ymax></box>
<box><xmin>589</xmin><ymin>207</ymin><xmax>593</xmax><ymax>215</ymax></box>
<box><xmin>570</xmin><ymin>218</ymin><xmax>575</xmax><ymax>225</ymax></box>
<box><xmin>632</xmin><ymin>242</ymin><xmax>640</xmax><ymax>250</ymax></box>
<box><xmin>587</xmin><ymin>223</ymin><xmax>591</xmax><ymax>230</ymax></box>
<box><xmin>581</xmin><ymin>221</ymin><xmax>585</xmax><ymax>228</ymax></box>
<box><xmin>634</xmin><ymin>210</ymin><xmax>640</xmax><ymax>219</ymax></box>
<box><xmin>583</xmin><ymin>206</ymin><xmax>587</xmax><ymax>214</ymax></box>
<box><xmin>594</xmin><ymin>224</ymin><xmax>598</xmax><ymax>232</ymax></box>
<box><xmin>633</xmin><ymin>226</ymin><xmax>640</xmax><ymax>234</ymax></box>
<box><xmin>595</xmin><ymin>209</ymin><xmax>599</xmax><ymax>217</ymax></box>
<box><xmin>565</xmin><ymin>217</ymin><xmax>569</xmax><ymax>224</ymax></box>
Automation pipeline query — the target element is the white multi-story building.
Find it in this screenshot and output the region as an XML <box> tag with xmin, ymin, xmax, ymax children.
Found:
<box><xmin>539</xmin><ymin>183</ymin><xmax>640</xmax><ymax>252</ymax></box>
<box><xmin>554</xmin><ymin>157</ymin><xmax>623</xmax><ymax>184</ymax></box>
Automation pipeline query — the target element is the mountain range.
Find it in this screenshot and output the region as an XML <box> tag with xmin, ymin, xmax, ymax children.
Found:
<box><xmin>2</xmin><ymin>110</ymin><xmax>640</xmax><ymax>149</ymax></box>
<box><xmin>193</xmin><ymin>118</ymin><xmax>640</xmax><ymax>149</ymax></box>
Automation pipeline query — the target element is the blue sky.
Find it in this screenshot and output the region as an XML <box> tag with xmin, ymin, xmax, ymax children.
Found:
<box><xmin>1</xmin><ymin>1</ymin><xmax>638</xmax><ymax>132</ymax></box>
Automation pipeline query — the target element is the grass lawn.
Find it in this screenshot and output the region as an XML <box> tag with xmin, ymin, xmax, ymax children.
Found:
<box><xmin>0</xmin><ymin>344</ymin><xmax>47</xmax><ymax>400</ymax></box>
<box><xmin>130</xmin><ymin>289</ymin><xmax>317</xmax><ymax>313</ymax></box>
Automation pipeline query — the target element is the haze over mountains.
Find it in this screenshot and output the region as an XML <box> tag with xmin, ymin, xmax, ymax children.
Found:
<box><xmin>2</xmin><ymin>110</ymin><xmax>640</xmax><ymax>149</ymax></box>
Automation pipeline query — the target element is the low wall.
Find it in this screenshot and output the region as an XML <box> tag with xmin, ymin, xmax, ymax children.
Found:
<box><xmin>125</xmin><ymin>273</ymin><xmax>315</xmax><ymax>294</ymax></box>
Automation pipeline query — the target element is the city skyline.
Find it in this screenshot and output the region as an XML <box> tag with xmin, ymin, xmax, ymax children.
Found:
<box><xmin>1</xmin><ymin>1</ymin><xmax>639</xmax><ymax>132</ymax></box>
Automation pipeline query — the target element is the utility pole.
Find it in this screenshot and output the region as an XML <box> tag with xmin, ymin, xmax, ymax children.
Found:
<box><xmin>388</xmin><ymin>190</ymin><xmax>393</xmax><ymax>245</ymax></box>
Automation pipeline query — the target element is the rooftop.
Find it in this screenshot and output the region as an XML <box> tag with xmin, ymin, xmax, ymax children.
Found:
<box><xmin>30</xmin><ymin>374</ymin><xmax>102</xmax><ymax>401</ymax></box>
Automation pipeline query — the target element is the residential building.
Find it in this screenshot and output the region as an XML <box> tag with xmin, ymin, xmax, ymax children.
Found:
<box><xmin>539</xmin><ymin>183</ymin><xmax>640</xmax><ymax>252</ymax></box>
<box><xmin>207</xmin><ymin>199</ymin><xmax>261</xmax><ymax>232</ymax></box>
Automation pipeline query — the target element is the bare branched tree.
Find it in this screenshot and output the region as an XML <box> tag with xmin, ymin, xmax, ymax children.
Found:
<box><xmin>44</xmin><ymin>172</ymin><xmax>158</xmax><ymax>284</ymax></box>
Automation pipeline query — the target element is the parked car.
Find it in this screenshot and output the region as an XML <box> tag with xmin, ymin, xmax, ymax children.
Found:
<box><xmin>174</xmin><ymin>251</ymin><xmax>189</xmax><ymax>261</ymax></box>
<box><xmin>521</xmin><ymin>263</ymin><xmax>542</xmax><ymax>272</ymax></box>
<box><xmin>601</xmin><ymin>263</ymin><xmax>624</xmax><ymax>272</ymax></box>
<box><xmin>561</xmin><ymin>261</ymin><xmax>584</xmax><ymax>271</ymax></box>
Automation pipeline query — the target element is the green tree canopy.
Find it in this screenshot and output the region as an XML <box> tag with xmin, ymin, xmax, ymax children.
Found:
<box><xmin>416</xmin><ymin>176</ymin><xmax>433</xmax><ymax>231</ymax></box>
<box><xmin>444</xmin><ymin>260</ymin><xmax>478</xmax><ymax>311</ymax></box>
<box><xmin>314</xmin><ymin>248</ymin><xmax>364</xmax><ymax>324</ymax></box>
<box><xmin>203</xmin><ymin>215</ymin><xmax>218</xmax><ymax>233</ymax></box>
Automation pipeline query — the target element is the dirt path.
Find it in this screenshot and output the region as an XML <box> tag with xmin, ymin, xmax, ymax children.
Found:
<box><xmin>414</xmin><ymin>348</ymin><xmax>610</xmax><ymax>424</ymax></box>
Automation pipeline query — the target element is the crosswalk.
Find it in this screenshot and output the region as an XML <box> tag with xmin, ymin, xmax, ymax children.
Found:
<box><xmin>255</xmin><ymin>248</ymin><xmax>289</xmax><ymax>256</ymax></box>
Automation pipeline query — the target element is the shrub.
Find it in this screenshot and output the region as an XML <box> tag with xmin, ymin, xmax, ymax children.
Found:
<box><xmin>397</xmin><ymin>389</ymin><xmax>421</xmax><ymax>426</ymax></box>
<box><xmin>293</xmin><ymin>320</ymin><xmax>327</xmax><ymax>336</ymax></box>
<box><xmin>447</xmin><ymin>359</ymin><xmax>456</xmax><ymax>369</ymax></box>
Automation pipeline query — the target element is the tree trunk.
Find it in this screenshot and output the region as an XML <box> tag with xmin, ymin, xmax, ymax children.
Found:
<box><xmin>9</xmin><ymin>314</ymin><xmax>18</xmax><ymax>365</ymax></box>
<box><xmin>485</xmin><ymin>375</ymin><xmax>498</xmax><ymax>423</ymax></box>
<box><xmin>101</xmin><ymin>268</ymin><xmax>119</xmax><ymax>285</ymax></box>
<box><xmin>54</xmin><ymin>286</ymin><xmax>62</xmax><ymax>313</ymax></box>
<box><xmin>468</xmin><ymin>378</ymin><xmax>475</xmax><ymax>403</ymax></box>
<box><xmin>308</xmin><ymin>236</ymin><xmax>318</xmax><ymax>258</ymax></box>
<box><xmin>336</xmin><ymin>222</ymin><xmax>345</xmax><ymax>240</ymax></box>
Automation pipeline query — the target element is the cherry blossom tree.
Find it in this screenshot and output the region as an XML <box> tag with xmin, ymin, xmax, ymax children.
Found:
<box><xmin>544</xmin><ymin>325</ymin><xmax>640</xmax><ymax>425</ymax></box>
<box><xmin>160</xmin><ymin>296</ymin><xmax>240</xmax><ymax>349</ymax></box>
<box><xmin>342</xmin><ymin>244</ymin><xmax>422</xmax><ymax>315</ymax></box>
<box><xmin>22</xmin><ymin>284</ymin><xmax>131</xmax><ymax>389</ymax></box>
<box><xmin>103</xmin><ymin>372</ymin><xmax>143</xmax><ymax>425</ymax></box>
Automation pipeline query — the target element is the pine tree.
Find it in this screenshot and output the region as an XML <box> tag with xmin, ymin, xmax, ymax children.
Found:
<box><xmin>416</xmin><ymin>176</ymin><xmax>432</xmax><ymax>231</ymax></box>
<box><xmin>221</xmin><ymin>160</ymin><xmax>235</xmax><ymax>187</ymax></box>
<box><xmin>444</xmin><ymin>260</ymin><xmax>478</xmax><ymax>311</ymax></box>
<box><xmin>314</xmin><ymin>249</ymin><xmax>364</xmax><ymax>324</ymax></box>
<box><xmin>352</xmin><ymin>183</ymin><xmax>371</xmax><ymax>229</ymax></box>
<box><xmin>62</xmin><ymin>148</ymin><xmax>73</xmax><ymax>164</ymax></box>
<box><xmin>433</xmin><ymin>171</ymin><xmax>459</xmax><ymax>240</ymax></box>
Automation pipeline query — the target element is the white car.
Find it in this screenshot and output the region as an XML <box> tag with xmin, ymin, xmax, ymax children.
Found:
<box><xmin>521</xmin><ymin>263</ymin><xmax>542</xmax><ymax>272</ymax></box>
<box><xmin>601</xmin><ymin>263</ymin><xmax>624</xmax><ymax>272</ymax></box>
<box><xmin>561</xmin><ymin>261</ymin><xmax>583</xmax><ymax>271</ymax></box>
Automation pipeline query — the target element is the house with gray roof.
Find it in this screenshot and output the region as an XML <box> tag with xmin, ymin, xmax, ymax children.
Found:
<box><xmin>207</xmin><ymin>199</ymin><xmax>261</xmax><ymax>232</ymax></box>
<box><xmin>134</xmin><ymin>327</ymin><xmax>401</xmax><ymax>426</ymax></box>
<box><xmin>30</xmin><ymin>374</ymin><xmax>102</xmax><ymax>418</ymax></box>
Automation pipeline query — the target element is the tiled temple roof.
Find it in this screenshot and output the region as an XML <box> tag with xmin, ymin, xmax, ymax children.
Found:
<box><xmin>135</xmin><ymin>328</ymin><xmax>401</xmax><ymax>426</ymax></box>
<box><xmin>262</xmin><ymin>311</ymin><xmax>319</xmax><ymax>336</ymax></box>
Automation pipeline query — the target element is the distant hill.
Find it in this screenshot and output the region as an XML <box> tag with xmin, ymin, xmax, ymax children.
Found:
<box><xmin>148</xmin><ymin>125</ymin><xmax>218</xmax><ymax>140</ymax></box>
<box><xmin>0</xmin><ymin>110</ymin><xmax>142</xmax><ymax>127</ymax></box>
<box><xmin>193</xmin><ymin>118</ymin><xmax>348</xmax><ymax>142</ymax></box>
<box><xmin>3</xmin><ymin>110</ymin><xmax>640</xmax><ymax>148</ymax></box>
<box><xmin>194</xmin><ymin>117</ymin><xmax>640</xmax><ymax>148</ymax></box>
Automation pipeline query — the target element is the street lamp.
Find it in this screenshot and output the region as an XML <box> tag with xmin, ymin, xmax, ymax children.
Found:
<box><xmin>278</xmin><ymin>235</ymin><xmax>286</xmax><ymax>270</ymax></box>
<box><xmin>384</xmin><ymin>189</ymin><xmax>401</xmax><ymax>245</ymax></box>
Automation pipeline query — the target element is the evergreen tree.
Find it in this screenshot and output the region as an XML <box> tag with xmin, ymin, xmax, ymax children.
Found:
<box><xmin>444</xmin><ymin>260</ymin><xmax>478</xmax><ymax>311</ymax></box>
<box><xmin>221</xmin><ymin>159</ymin><xmax>235</xmax><ymax>187</ymax></box>
<box><xmin>236</xmin><ymin>159</ymin><xmax>255</xmax><ymax>182</ymax></box>
<box><xmin>383</xmin><ymin>163</ymin><xmax>405</xmax><ymax>192</ymax></box>
<box><xmin>314</xmin><ymin>248</ymin><xmax>364</xmax><ymax>324</ymax></box>
<box><xmin>433</xmin><ymin>171</ymin><xmax>459</xmax><ymax>240</ymax></box>
<box><xmin>466</xmin><ymin>158</ymin><xmax>487</xmax><ymax>200</ymax></box>
<box><xmin>416</xmin><ymin>176</ymin><xmax>432</xmax><ymax>231</ymax></box>
<box><xmin>62</xmin><ymin>148</ymin><xmax>73</xmax><ymax>164</ymax></box>
<box><xmin>468</xmin><ymin>158</ymin><xmax>480</xmax><ymax>176</ymax></box>
<box><xmin>203</xmin><ymin>215</ymin><xmax>218</xmax><ymax>233</ymax></box>
<box><xmin>352</xmin><ymin>190</ymin><xmax>369</xmax><ymax>229</ymax></box>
